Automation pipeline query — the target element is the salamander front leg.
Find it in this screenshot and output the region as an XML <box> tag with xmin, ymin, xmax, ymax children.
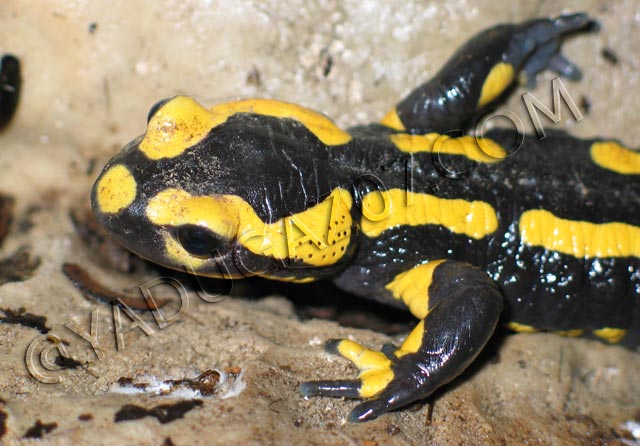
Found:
<box><xmin>300</xmin><ymin>261</ymin><xmax>504</xmax><ymax>421</ymax></box>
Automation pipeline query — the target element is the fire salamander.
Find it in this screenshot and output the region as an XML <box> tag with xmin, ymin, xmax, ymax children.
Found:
<box><xmin>92</xmin><ymin>13</ymin><xmax>640</xmax><ymax>422</ymax></box>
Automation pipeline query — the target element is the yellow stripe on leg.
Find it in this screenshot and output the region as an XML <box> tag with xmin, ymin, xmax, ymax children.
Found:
<box><xmin>358</xmin><ymin>369</ymin><xmax>395</xmax><ymax>398</ymax></box>
<box><xmin>385</xmin><ymin>261</ymin><xmax>445</xmax><ymax>319</ymax></box>
<box><xmin>335</xmin><ymin>340</ymin><xmax>394</xmax><ymax>398</ymax></box>
<box><xmin>478</xmin><ymin>63</ymin><xmax>514</xmax><ymax>107</ymax></box>
<box><xmin>394</xmin><ymin>320</ymin><xmax>426</xmax><ymax>358</ymax></box>
<box><xmin>336</xmin><ymin>340</ymin><xmax>391</xmax><ymax>370</ymax></box>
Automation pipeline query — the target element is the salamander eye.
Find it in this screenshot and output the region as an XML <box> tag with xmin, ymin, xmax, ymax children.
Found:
<box><xmin>175</xmin><ymin>224</ymin><xmax>226</xmax><ymax>259</ymax></box>
<box><xmin>147</xmin><ymin>97</ymin><xmax>172</xmax><ymax>123</ymax></box>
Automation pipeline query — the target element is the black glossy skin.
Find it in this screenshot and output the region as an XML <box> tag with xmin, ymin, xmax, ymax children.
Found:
<box><xmin>334</xmin><ymin>126</ymin><xmax>640</xmax><ymax>338</ymax></box>
<box><xmin>92</xmin><ymin>13</ymin><xmax>639</xmax><ymax>422</ymax></box>
<box><xmin>0</xmin><ymin>55</ymin><xmax>21</xmax><ymax>130</ymax></box>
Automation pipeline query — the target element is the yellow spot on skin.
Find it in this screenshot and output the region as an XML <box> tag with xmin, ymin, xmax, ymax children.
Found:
<box><xmin>209</xmin><ymin>98</ymin><xmax>352</xmax><ymax>146</ymax></box>
<box><xmin>507</xmin><ymin>322</ymin><xmax>539</xmax><ymax>333</ymax></box>
<box><xmin>140</xmin><ymin>96</ymin><xmax>215</xmax><ymax>160</ymax></box>
<box><xmin>590</xmin><ymin>141</ymin><xmax>640</xmax><ymax>174</ymax></box>
<box><xmin>140</xmin><ymin>97</ymin><xmax>351</xmax><ymax>160</ymax></box>
<box><xmin>556</xmin><ymin>329</ymin><xmax>584</xmax><ymax>338</ymax></box>
<box><xmin>592</xmin><ymin>327</ymin><xmax>626</xmax><ymax>343</ymax></box>
<box><xmin>478</xmin><ymin>62</ymin><xmax>514</xmax><ymax>107</ymax></box>
<box><xmin>336</xmin><ymin>340</ymin><xmax>394</xmax><ymax>398</ymax></box>
<box><xmin>147</xmin><ymin>188</ymin><xmax>353</xmax><ymax>269</ymax></box>
<box><xmin>394</xmin><ymin>320</ymin><xmax>426</xmax><ymax>358</ymax></box>
<box><xmin>519</xmin><ymin>209</ymin><xmax>640</xmax><ymax>258</ymax></box>
<box><xmin>259</xmin><ymin>274</ymin><xmax>316</xmax><ymax>284</ymax></box>
<box><xmin>359</xmin><ymin>368</ymin><xmax>395</xmax><ymax>399</ymax></box>
<box><xmin>147</xmin><ymin>189</ymin><xmax>240</xmax><ymax>240</ymax></box>
<box><xmin>385</xmin><ymin>260</ymin><xmax>446</xmax><ymax>319</ymax></box>
<box><xmin>380</xmin><ymin>107</ymin><xmax>406</xmax><ymax>131</ymax></box>
<box><xmin>360</xmin><ymin>189</ymin><xmax>498</xmax><ymax>239</ymax></box>
<box><xmin>94</xmin><ymin>164</ymin><xmax>137</xmax><ymax>214</ymax></box>
<box><xmin>336</xmin><ymin>340</ymin><xmax>391</xmax><ymax>369</ymax></box>
<box><xmin>390</xmin><ymin>133</ymin><xmax>506</xmax><ymax>163</ymax></box>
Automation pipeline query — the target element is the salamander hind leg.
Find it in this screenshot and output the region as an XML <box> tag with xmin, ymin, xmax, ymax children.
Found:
<box><xmin>385</xmin><ymin>13</ymin><xmax>597</xmax><ymax>134</ymax></box>
<box><xmin>299</xmin><ymin>261</ymin><xmax>504</xmax><ymax>422</ymax></box>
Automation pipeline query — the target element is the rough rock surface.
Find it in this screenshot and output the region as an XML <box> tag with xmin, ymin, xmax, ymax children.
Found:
<box><xmin>0</xmin><ymin>1</ymin><xmax>639</xmax><ymax>445</ymax></box>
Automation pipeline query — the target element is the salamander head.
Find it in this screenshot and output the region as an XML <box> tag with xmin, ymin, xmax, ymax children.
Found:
<box><xmin>92</xmin><ymin>96</ymin><xmax>356</xmax><ymax>280</ymax></box>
